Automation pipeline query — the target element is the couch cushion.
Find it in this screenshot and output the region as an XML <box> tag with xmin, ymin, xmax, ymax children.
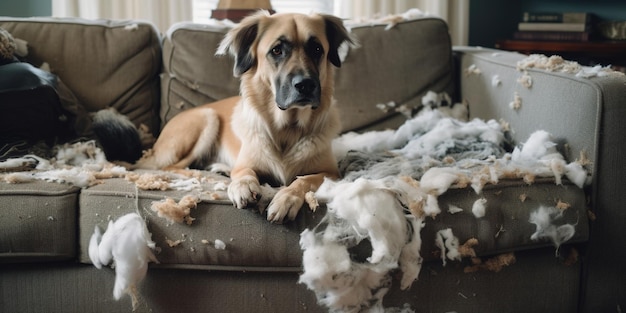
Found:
<box><xmin>0</xmin><ymin>17</ymin><xmax>162</xmax><ymax>134</ymax></box>
<box><xmin>78</xmin><ymin>172</ymin><xmax>325</xmax><ymax>270</ymax></box>
<box><xmin>160</xmin><ymin>17</ymin><xmax>455</xmax><ymax>133</ymax></box>
<box><xmin>0</xmin><ymin>180</ymin><xmax>80</xmax><ymax>262</ymax></box>
<box><xmin>77</xmin><ymin>170</ymin><xmax>587</xmax><ymax>270</ymax></box>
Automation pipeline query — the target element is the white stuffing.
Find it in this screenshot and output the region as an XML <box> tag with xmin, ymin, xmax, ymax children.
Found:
<box><xmin>214</xmin><ymin>239</ymin><xmax>226</xmax><ymax>250</ymax></box>
<box><xmin>448</xmin><ymin>204</ymin><xmax>464</xmax><ymax>214</ymax></box>
<box><xmin>33</xmin><ymin>167</ymin><xmax>96</xmax><ymax>187</ymax></box>
<box><xmin>491</xmin><ymin>75</ymin><xmax>502</xmax><ymax>87</ymax></box>
<box><xmin>89</xmin><ymin>213</ymin><xmax>158</xmax><ymax>310</ymax></box>
<box><xmin>529</xmin><ymin>206</ymin><xmax>576</xmax><ymax>255</ymax></box>
<box><xmin>169</xmin><ymin>177</ymin><xmax>201</xmax><ymax>191</ymax></box>
<box><xmin>0</xmin><ymin>156</ymin><xmax>38</xmax><ymax>169</ymax></box>
<box><xmin>564</xmin><ymin>162</ymin><xmax>588</xmax><ymax>188</ymax></box>
<box><xmin>435</xmin><ymin>228</ymin><xmax>461</xmax><ymax>266</ymax></box>
<box><xmin>420</xmin><ymin>167</ymin><xmax>460</xmax><ymax>195</ymax></box>
<box><xmin>124</xmin><ymin>23</ymin><xmax>139</xmax><ymax>31</ymax></box>
<box><xmin>55</xmin><ymin>140</ymin><xmax>107</xmax><ymax>170</ymax></box>
<box><xmin>471</xmin><ymin>198</ymin><xmax>487</xmax><ymax>218</ymax></box>
<box><xmin>465</xmin><ymin>64</ymin><xmax>482</xmax><ymax>76</ymax></box>
<box><xmin>299</xmin><ymin>177</ymin><xmax>423</xmax><ymax>312</ymax></box>
<box><xmin>509</xmin><ymin>91</ymin><xmax>522</xmax><ymax>110</ymax></box>
<box><xmin>517</xmin><ymin>71</ymin><xmax>533</xmax><ymax>88</ymax></box>
<box><xmin>517</xmin><ymin>54</ymin><xmax>625</xmax><ymax>79</ymax></box>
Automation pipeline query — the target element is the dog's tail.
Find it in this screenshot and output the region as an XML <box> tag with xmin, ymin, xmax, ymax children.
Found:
<box><xmin>92</xmin><ymin>108</ymin><xmax>143</xmax><ymax>164</ymax></box>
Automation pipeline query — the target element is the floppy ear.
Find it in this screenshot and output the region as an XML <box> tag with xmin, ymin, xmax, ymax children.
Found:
<box><xmin>216</xmin><ymin>11</ymin><xmax>269</xmax><ymax>76</ymax></box>
<box><xmin>321</xmin><ymin>14</ymin><xmax>354</xmax><ymax>68</ymax></box>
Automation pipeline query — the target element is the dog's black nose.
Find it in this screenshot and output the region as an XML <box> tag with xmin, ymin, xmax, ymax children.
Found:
<box><xmin>293</xmin><ymin>75</ymin><xmax>317</xmax><ymax>96</ymax></box>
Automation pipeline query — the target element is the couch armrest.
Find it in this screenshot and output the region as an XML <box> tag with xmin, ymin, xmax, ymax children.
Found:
<box><xmin>454</xmin><ymin>46</ymin><xmax>626</xmax><ymax>313</ymax></box>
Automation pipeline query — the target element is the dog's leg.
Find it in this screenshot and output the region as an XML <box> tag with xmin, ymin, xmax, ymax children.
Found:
<box><xmin>136</xmin><ymin>108</ymin><xmax>220</xmax><ymax>170</ymax></box>
<box><xmin>227</xmin><ymin>167</ymin><xmax>263</xmax><ymax>209</ymax></box>
<box><xmin>266</xmin><ymin>172</ymin><xmax>336</xmax><ymax>223</ymax></box>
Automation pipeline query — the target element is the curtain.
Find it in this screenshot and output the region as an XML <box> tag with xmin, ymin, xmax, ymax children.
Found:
<box><xmin>334</xmin><ymin>0</ymin><xmax>469</xmax><ymax>46</ymax></box>
<box><xmin>52</xmin><ymin>0</ymin><xmax>193</xmax><ymax>33</ymax></box>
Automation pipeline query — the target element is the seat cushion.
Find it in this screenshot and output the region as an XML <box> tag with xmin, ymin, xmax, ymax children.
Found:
<box><xmin>77</xmin><ymin>170</ymin><xmax>587</xmax><ymax>270</ymax></box>
<box><xmin>0</xmin><ymin>180</ymin><xmax>80</xmax><ymax>262</ymax></box>
<box><xmin>78</xmin><ymin>171</ymin><xmax>325</xmax><ymax>270</ymax></box>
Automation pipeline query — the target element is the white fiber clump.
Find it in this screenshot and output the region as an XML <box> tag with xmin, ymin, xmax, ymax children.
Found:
<box><xmin>448</xmin><ymin>204</ymin><xmax>464</xmax><ymax>214</ymax></box>
<box><xmin>89</xmin><ymin>213</ymin><xmax>159</xmax><ymax>310</ymax></box>
<box><xmin>420</xmin><ymin>167</ymin><xmax>460</xmax><ymax>196</ymax></box>
<box><xmin>529</xmin><ymin>206</ymin><xmax>576</xmax><ymax>255</ymax></box>
<box><xmin>472</xmin><ymin>198</ymin><xmax>488</xmax><ymax>218</ymax></box>
<box><xmin>299</xmin><ymin>177</ymin><xmax>424</xmax><ymax>312</ymax></box>
<box><xmin>512</xmin><ymin>130</ymin><xmax>560</xmax><ymax>162</ymax></box>
<box><xmin>491</xmin><ymin>75</ymin><xmax>502</xmax><ymax>87</ymax></box>
<box><xmin>332</xmin><ymin>129</ymin><xmax>395</xmax><ymax>161</ymax></box>
<box><xmin>435</xmin><ymin>228</ymin><xmax>460</xmax><ymax>266</ymax></box>
<box><xmin>564</xmin><ymin>162</ymin><xmax>588</xmax><ymax>188</ymax></box>
<box><xmin>517</xmin><ymin>54</ymin><xmax>624</xmax><ymax>79</ymax></box>
<box><xmin>214</xmin><ymin>239</ymin><xmax>226</xmax><ymax>250</ymax></box>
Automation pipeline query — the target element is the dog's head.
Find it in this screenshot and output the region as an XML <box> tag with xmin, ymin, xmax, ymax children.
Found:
<box><xmin>217</xmin><ymin>11</ymin><xmax>353</xmax><ymax>111</ymax></box>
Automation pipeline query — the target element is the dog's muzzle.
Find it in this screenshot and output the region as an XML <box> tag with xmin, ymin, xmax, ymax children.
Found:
<box><xmin>276</xmin><ymin>73</ymin><xmax>321</xmax><ymax>110</ymax></box>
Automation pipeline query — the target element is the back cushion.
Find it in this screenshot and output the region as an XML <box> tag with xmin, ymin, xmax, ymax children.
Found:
<box><xmin>161</xmin><ymin>16</ymin><xmax>455</xmax><ymax>132</ymax></box>
<box><xmin>0</xmin><ymin>17</ymin><xmax>162</xmax><ymax>133</ymax></box>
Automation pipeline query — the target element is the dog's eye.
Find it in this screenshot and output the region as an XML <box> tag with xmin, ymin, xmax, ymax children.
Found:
<box><xmin>307</xmin><ymin>41</ymin><xmax>324</xmax><ymax>60</ymax></box>
<box><xmin>271</xmin><ymin>46</ymin><xmax>282</xmax><ymax>56</ymax></box>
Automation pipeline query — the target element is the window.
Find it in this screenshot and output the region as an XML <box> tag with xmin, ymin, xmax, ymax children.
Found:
<box><xmin>192</xmin><ymin>0</ymin><xmax>335</xmax><ymax>24</ymax></box>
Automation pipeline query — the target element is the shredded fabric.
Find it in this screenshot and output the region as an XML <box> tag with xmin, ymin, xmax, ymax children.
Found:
<box><xmin>88</xmin><ymin>213</ymin><xmax>158</xmax><ymax>310</ymax></box>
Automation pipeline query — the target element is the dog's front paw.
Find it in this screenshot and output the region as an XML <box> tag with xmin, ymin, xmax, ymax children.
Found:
<box><xmin>228</xmin><ymin>175</ymin><xmax>261</xmax><ymax>209</ymax></box>
<box><xmin>266</xmin><ymin>188</ymin><xmax>304</xmax><ymax>223</ymax></box>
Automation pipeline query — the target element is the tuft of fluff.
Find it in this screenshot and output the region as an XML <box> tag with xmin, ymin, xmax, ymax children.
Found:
<box><xmin>89</xmin><ymin>213</ymin><xmax>158</xmax><ymax>310</ymax></box>
<box><xmin>214</xmin><ymin>239</ymin><xmax>226</xmax><ymax>250</ymax></box>
<box><xmin>300</xmin><ymin>177</ymin><xmax>423</xmax><ymax>312</ymax></box>
<box><xmin>471</xmin><ymin>198</ymin><xmax>488</xmax><ymax>218</ymax></box>
<box><xmin>529</xmin><ymin>206</ymin><xmax>576</xmax><ymax>255</ymax></box>
<box><xmin>435</xmin><ymin>228</ymin><xmax>460</xmax><ymax>266</ymax></box>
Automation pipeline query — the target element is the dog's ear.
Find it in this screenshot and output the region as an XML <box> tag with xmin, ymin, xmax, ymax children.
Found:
<box><xmin>321</xmin><ymin>14</ymin><xmax>354</xmax><ymax>68</ymax></box>
<box><xmin>216</xmin><ymin>11</ymin><xmax>269</xmax><ymax>76</ymax></box>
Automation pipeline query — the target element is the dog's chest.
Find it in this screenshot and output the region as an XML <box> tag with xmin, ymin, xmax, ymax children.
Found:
<box><xmin>257</xmin><ymin>132</ymin><xmax>322</xmax><ymax>184</ymax></box>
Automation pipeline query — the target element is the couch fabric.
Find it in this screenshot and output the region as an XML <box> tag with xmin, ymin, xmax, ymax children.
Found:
<box><xmin>0</xmin><ymin>14</ymin><xmax>623</xmax><ymax>313</ymax></box>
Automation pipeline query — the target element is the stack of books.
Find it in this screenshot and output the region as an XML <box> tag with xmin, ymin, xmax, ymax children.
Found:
<box><xmin>514</xmin><ymin>12</ymin><xmax>594</xmax><ymax>42</ymax></box>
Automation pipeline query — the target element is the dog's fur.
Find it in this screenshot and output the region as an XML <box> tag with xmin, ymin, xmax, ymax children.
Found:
<box><xmin>112</xmin><ymin>11</ymin><xmax>352</xmax><ymax>222</ymax></box>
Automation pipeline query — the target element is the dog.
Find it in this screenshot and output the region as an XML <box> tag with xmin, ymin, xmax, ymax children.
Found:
<box><xmin>96</xmin><ymin>11</ymin><xmax>353</xmax><ymax>223</ymax></box>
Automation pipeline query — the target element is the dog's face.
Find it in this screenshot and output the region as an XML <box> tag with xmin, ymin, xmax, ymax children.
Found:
<box><xmin>217</xmin><ymin>11</ymin><xmax>352</xmax><ymax>112</ymax></box>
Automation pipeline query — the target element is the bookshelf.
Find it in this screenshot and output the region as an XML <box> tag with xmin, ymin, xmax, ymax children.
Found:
<box><xmin>496</xmin><ymin>10</ymin><xmax>626</xmax><ymax>72</ymax></box>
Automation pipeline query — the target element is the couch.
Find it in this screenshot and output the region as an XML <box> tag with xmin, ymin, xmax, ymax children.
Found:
<box><xmin>0</xmin><ymin>14</ymin><xmax>624</xmax><ymax>313</ymax></box>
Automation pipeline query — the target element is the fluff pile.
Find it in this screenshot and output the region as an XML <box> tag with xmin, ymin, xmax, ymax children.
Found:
<box><xmin>300</xmin><ymin>107</ymin><xmax>589</xmax><ymax>312</ymax></box>
<box><xmin>299</xmin><ymin>178</ymin><xmax>423</xmax><ymax>313</ymax></box>
<box><xmin>333</xmin><ymin>109</ymin><xmax>588</xmax><ymax>191</ymax></box>
<box><xmin>89</xmin><ymin>213</ymin><xmax>159</xmax><ymax>310</ymax></box>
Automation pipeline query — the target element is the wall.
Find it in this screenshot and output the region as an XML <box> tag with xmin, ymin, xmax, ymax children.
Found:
<box><xmin>0</xmin><ymin>0</ymin><xmax>51</xmax><ymax>17</ymax></box>
<box><xmin>469</xmin><ymin>0</ymin><xmax>626</xmax><ymax>47</ymax></box>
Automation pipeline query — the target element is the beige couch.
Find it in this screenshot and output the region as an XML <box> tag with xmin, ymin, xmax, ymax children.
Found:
<box><xmin>0</xmin><ymin>15</ymin><xmax>624</xmax><ymax>313</ymax></box>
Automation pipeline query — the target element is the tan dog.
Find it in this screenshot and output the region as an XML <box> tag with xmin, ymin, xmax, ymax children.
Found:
<box><xmin>136</xmin><ymin>11</ymin><xmax>353</xmax><ymax>222</ymax></box>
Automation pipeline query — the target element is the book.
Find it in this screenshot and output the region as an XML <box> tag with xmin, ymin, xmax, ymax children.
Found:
<box><xmin>522</xmin><ymin>12</ymin><xmax>592</xmax><ymax>24</ymax></box>
<box><xmin>518</xmin><ymin>22</ymin><xmax>589</xmax><ymax>32</ymax></box>
<box><xmin>513</xmin><ymin>31</ymin><xmax>592</xmax><ymax>42</ymax></box>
